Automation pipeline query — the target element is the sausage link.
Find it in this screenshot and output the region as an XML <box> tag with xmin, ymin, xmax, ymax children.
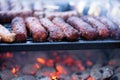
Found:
<box><xmin>40</xmin><ymin>18</ymin><xmax>64</xmax><ymax>41</ymax></box>
<box><xmin>67</xmin><ymin>16</ymin><xmax>97</xmax><ymax>40</ymax></box>
<box><xmin>95</xmin><ymin>16</ymin><xmax>118</xmax><ymax>38</ymax></box>
<box><xmin>52</xmin><ymin>17</ymin><xmax>79</xmax><ymax>41</ymax></box>
<box><xmin>82</xmin><ymin>16</ymin><xmax>109</xmax><ymax>39</ymax></box>
<box><xmin>45</xmin><ymin>11</ymin><xmax>78</xmax><ymax>20</ymax></box>
<box><xmin>25</xmin><ymin>17</ymin><xmax>47</xmax><ymax>42</ymax></box>
<box><xmin>12</xmin><ymin>17</ymin><xmax>27</xmax><ymax>42</ymax></box>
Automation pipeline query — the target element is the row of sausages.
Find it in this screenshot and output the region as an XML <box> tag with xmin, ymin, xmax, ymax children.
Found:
<box><xmin>0</xmin><ymin>16</ymin><xmax>119</xmax><ymax>43</ymax></box>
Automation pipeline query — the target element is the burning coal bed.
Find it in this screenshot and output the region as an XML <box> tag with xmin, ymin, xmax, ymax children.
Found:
<box><xmin>0</xmin><ymin>50</ymin><xmax>120</xmax><ymax>80</ymax></box>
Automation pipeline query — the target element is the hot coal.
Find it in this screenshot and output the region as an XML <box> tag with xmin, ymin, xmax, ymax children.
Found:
<box><xmin>0</xmin><ymin>50</ymin><xmax>120</xmax><ymax>80</ymax></box>
<box><xmin>36</xmin><ymin>67</ymin><xmax>56</xmax><ymax>78</ymax></box>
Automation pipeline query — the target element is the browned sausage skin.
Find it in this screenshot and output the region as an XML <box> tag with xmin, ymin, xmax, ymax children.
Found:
<box><xmin>12</xmin><ymin>17</ymin><xmax>27</xmax><ymax>42</ymax></box>
<box><xmin>25</xmin><ymin>17</ymin><xmax>48</xmax><ymax>42</ymax></box>
<box><xmin>52</xmin><ymin>17</ymin><xmax>79</xmax><ymax>41</ymax></box>
<box><xmin>95</xmin><ymin>16</ymin><xmax>119</xmax><ymax>38</ymax></box>
<box><xmin>45</xmin><ymin>11</ymin><xmax>78</xmax><ymax>20</ymax></box>
<box><xmin>82</xmin><ymin>16</ymin><xmax>109</xmax><ymax>39</ymax></box>
<box><xmin>40</xmin><ymin>18</ymin><xmax>64</xmax><ymax>41</ymax></box>
<box><xmin>67</xmin><ymin>16</ymin><xmax>97</xmax><ymax>40</ymax></box>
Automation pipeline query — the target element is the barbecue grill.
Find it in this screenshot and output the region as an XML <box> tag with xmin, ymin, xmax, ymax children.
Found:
<box><xmin>0</xmin><ymin>0</ymin><xmax>120</xmax><ymax>80</ymax></box>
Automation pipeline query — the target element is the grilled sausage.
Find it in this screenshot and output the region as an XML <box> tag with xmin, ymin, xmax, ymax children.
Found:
<box><xmin>25</xmin><ymin>17</ymin><xmax>47</xmax><ymax>42</ymax></box>
<box><xmin>67</xmin><ymin>16</ymin><xmax>97</xmax><ymax>40</ymax></box>
<box><xmin>82</xmin><ymin>16</ymin><xmax>109</xmax><ymax>39</ymax></box>
<box><xmin>12</xmin><ymin>17</ymin><xmax>27</xmax><ymax>42</ymax></box>
<box><xmin>45</xmin><ymin>11</ymin><xmax>78</xmax><ymax>20</ymax></box>
<box><xmin>52</xmin><ymin>17</ymin><xmax>79</xmax><ymax>41</ymax></box>
<box><xmin>0</xmin><ymin>24</ymin><xmax>15</xmax><ymax>42</ymax></box>
<box><xmin>110</xmin><ymin>17</ymin><xmax>120</xmax><ymax>39</ymax></box>
<box><xmin>40</xmin><ymin>18</ymin><xmax>64</xmax><ymax>41</ymax></box>
<box><xmin>0</xmin><ymin>1</ymin><xmax>32</xmax><ymax>23</ymax></box>
<box><xmin>95</xmin><ymin>17</ymin><xmax>119</xmax><ymax>38</ymax></box>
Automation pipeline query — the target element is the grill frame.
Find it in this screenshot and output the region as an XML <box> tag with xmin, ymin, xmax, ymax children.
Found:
<box><xmin>0</xmin><ymin>40</ymin><xmax>120</xmax><ymax>52</ymax></box>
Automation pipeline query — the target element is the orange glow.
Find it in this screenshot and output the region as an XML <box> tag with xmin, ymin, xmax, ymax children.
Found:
<box><xmin>4</xmin><ymin>52</ymin><xmax>13</xmax><ymax>58</ymax></box>
<box><xmin>11</xmin><ymin>67</ymin><xmax>18</xmax><ymax>74</ymax></box>
<box><xmin>56</xmin><ymin>64</ymin><xmax>67</xmax><ymax>75</ymax></box>
<box><xmin>50</xmin><ymin>72</ymin><xmax>59</xmax><ymax>80</ymax></box>
<box><xmin>86</xmin><ymin>60</ymin><xmax>93</xmax><ymax>66</ymax></box>
<box><xmin>76</xmin><ymin>60</ymin><xmax>85</xmax><ymax>71</ymax></box>
<box><xmin>64</xmin><ymin>57</ymin><xmax>73</xmax><ymax>65</ymax></box>
<box><xmin>88</xmin><ymin>77</ymin><xmax>95</xmax><ymax>80</ymax></box>
<box><xmin>51</xmin><ymin>76</ymin><xmax>57</xmax><ymax>80</ymax></box>
<box><xmin>37</xmin><ymin>58</ymin><xmax>46</xmax><ymax>65</ymax></box>
<box><xmin>108</xmin><ymin>60</ymin><xmax>117</xmax><ymax>66</ymax></box>
<box><xmin>34</xmin><ymin>63</ymin><xmax>40</xmax><ymax>69</ymax></box>
<box><xmin>46</xmin><ymin>59</ymin><xmax>54</xmax><ymax>67</ymax></box>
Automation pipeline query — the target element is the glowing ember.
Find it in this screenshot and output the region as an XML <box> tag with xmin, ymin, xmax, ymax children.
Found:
<box><xmin>56</xmin><ymin>64</ymin><xmax>67</xmax><ymax>75</ymax></box>
<box><xmin>34</xmin><ymin>63</ymin><xmax>40</xmax><ymax>69</ymax></box>
<box><xmin>4</xmin><ymin>52</ymin><xmax>13</xmax><ymax>58</ymax></box>
<box><xmin>0</xmin><ymin>50</ymin><xmax>119</xmax><ymax>80</ymax></box>
<box><xmin>51</xmin><ymin>76</ymin><xmax>57</xmax><ymax>80</ymax></box>
<box><xmin>50</xmin><ymin>72</ymin><xmax>59</xmax><ymax>80</ymax></box>
<box><xmin>64</xmin><ymin>57</ymin><xmax>73</xmax><ymax>66</ymax></box>
<box><xmin>75</xmin><ymin>60</ymin><xmax>85</xmax><ymax>71</ymax></box>
<box><xmin>86</xmin><ymin>60</ymin><xmax>93</xmax><ymax>66</ymax></box>
<box><xmin>46</xmin><ymin>59</ymin><xmax>54</xmax><ymax>67</ymax></box>
<box><xmin>87</xmin><ymin>77</ymin><xmax>95</xmax><ymax>80</ymax></box>
<box><xmin>11</xmin><ymin>67</ymin><xmax>19</xmax><ymax>76</ymax></box>
<box><xmin>37</xmin><ymin>58</ymin><xmax>46</xmax><ymax>65</ymax></box>
<box><xmin>11</xmin><ymin>68</ymin><xmax>16</xmax><ymax>74</ymax></box>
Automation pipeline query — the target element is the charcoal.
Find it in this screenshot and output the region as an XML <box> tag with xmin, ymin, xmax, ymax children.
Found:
<box><xmin>71</xmin><ymin>70</ymin><xmax>89</xmax><ymax>80</ymax></box>
<box><xmin>90</xmin><ymin>68</ymin><xmax>102</xmax><ymax>80</ymax></box>
<box><xmin>114</xmin><ymin>66</ymin><xmax>120</xmax><ymax>73</ymax></box>
<box><xmin>36</xmin><ymin>76</ymin><xmax>51</xmax><ymax>80</ymax></box>
<box><xmin>56</xmin><ymin>74</ymin><xmax>71</xmax><ymax>80</ymax></box>
<box><xmin>110</xmin><ymin>73</ymin><xmax>120</xmax><ymax>80</ymax></box>
<box><xmin>11</xmin><ymin>75</ymin><xmax>36</xmax><ymax>80</ymax></box>
<box><xmin>22</xmin><ymin>64</ymin><xmax>40</xmax><ymax>75</ymax></box>
<box><xmin>101</xmin><ymin>66</ymin><xmax>113</xmax><ymax>79</ymax></box>
<box><xmin>109</xmin><ymin>59</ymin><xmax>120</xmax><ymax>68</ymax></box>
<box><xmin>36</xmin><ymin>67</ymin><xmax>56</xmax><ymax>78</ymax></box>
<box><xmin>90</xmin><ymin>66</ymin><xmax>113</xmax><ymax>80</ymax></box>
<box><xmin>0</xmin><ymin>69</ymin><xmax>14</xmax><ymax>80</ymax></box>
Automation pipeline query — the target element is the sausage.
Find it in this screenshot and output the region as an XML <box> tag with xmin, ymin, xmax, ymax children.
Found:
<box><xmin>25</xmin><ymin>17</ymin><xmax>47</xmax><ymax>42</ymax></box>
<box><xmin>95</xmin><ymin>17</ymin><xmax>119</xmax><ymax>38</ymax></box>
<box><xmin>12</xmin><ymin>17</ymin><xmax>27</xmax><ymax>42</ymax></box>
<box><xmin>0</xmin><ymin>24</ymin><xmax>15</xmax><ymax>42</ymax></box>
<box><xmin>40</xmin><ymin>18</ymin><xmax>64</xmax><ymax>41</ymax></box>
<box><xmin>82</xmin><ymin>16</ymin><xmax>109</xmax><ymax>39</ymax></box>
<box><xmin>45</xmin><ymin>10</ymin><xmax>78</xmax><ymax>20</ymax></box>
<box><xmin>109</xmin><ymin>17</ymin><xmax>120</xmax><ymax>39</ymax></box>
<box><xmin>52</xmin><ymin>17</ymin><xmax>79</xmax><ymax>41</ymax></box>
<box><xmin>67</xmin><ymin>16</ymin><xmax>97</xmax><ymax>40</ymax></box>
<box><xmin>0</xmin><ymin>1</ymin><xmax>32</xmax><ymax>23</ymax></box>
